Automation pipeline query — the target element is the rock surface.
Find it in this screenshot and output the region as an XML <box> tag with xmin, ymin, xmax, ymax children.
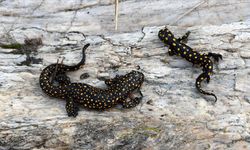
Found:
<box><xmin>0</xmin><ymin>0</ymin><xmax>250</xmax><ymax>149</ymax></box>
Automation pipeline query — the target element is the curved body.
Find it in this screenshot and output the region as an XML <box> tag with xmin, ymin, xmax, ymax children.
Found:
<box><xmin>158</xmin><ymin>28</ymin><xmax>222</xmax><ymax>101</ymax></box>
<box><xmin>39</xmin><ymin>44</ymin><xmax>144</xmax><ymax>117</ymax></box>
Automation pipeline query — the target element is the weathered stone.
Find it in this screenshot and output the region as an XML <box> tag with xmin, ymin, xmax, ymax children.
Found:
<box><xmin>218</xmin><ymin>53</ymin><xmax>245</xmax><ymax>70</ymax></box>
<box><xmin>235</xmin><ymin>71</ymin><xmax>250</xmax><ymax>92</ymax></box>
<box><xmin>245</xmin><ymin>59</ymin><xmax>250</xmax><ymax>68</ymax></box>
<box><xmin>240</xmin><ymin>51</ymin><xmax>250</xmax><ymax>58</ymax></box>
<box><xmin>0</xmin><ymin>0</ymin><xmax>250</xmax><ymax>149</ymax></box>
<box><xmin>230</xmin><ymin>141</ymin><xmax>250</xmax><ymax>150</ymax></box>
<box><xmin>214</xmin><ymin>133</ymin><xmax>242</xmax><ymax>144</ymax></box>
<box><xmin>244</xmin><ymin>96</ymin><xmax>250</xmax><ymax>104</ymax></box>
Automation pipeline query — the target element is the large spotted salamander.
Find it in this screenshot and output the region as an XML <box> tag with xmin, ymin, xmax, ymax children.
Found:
<box><xmin>39</xmin><ymin>44</ymin><xmax>144</xmax><ymax>117</ymax></box>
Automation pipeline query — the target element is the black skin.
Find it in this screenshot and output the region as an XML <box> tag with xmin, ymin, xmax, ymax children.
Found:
<box><xmin>54</xmin><ymin>74</ymin><xmax>71</xmax><ymax>85</ymax></box>
<box><xmin>158</xmin><ymin>28</ymin><xmax>222</xmax><ymax>102</ymax></box>
<box><xmin>39</xmin><ymin>44</ymin><xmax>145</xmax><ymax>117</ymax></box>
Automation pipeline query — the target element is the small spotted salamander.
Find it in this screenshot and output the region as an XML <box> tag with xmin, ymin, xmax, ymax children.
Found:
<box><xmin>158</xmin><ymin>27</ymin><xmax>222</xmax><ymax>102</ymax></box>
<box><xmin>39</xmin><ymin>44</ymin><xmax>145</xmax><ymax>117</ymax></box>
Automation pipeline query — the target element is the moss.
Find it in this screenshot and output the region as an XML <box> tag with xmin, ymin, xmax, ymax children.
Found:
<box><xmin>141</xmin><ymin>126</ymin><xmax>161</xmax><ymax>133</ymax></box>
<box><xmin>1</xmin><ymin>38</ymin><xmax>43</xmax><ymax>66</ymax></box>
<box><xmin>118</xmin><ymin>125</ymin><xmax>161</xmax><ymax>140</ymax></box>
<box><xmin>0</xmin><ymin>43</ymin><xmax>24</xmax><ymax>54</ymax></box>
<box><xmin>160</xmin><ymin>58</ymin><xmax>169</xmax><ymax>64</ymax></box>
<box><xmin>138</xmin><ymin>126</ymin><xmax>161</xmax><ymax>138</ymax></box>
<box><xmin>113</xmin><ymin>125</ymin><xmax>162</xmax><ymax>149</ymax></box>
<box><xmin>0</xmin><ymin>43</ymin><xmax>23</xmax><ymax>49</ymax></box>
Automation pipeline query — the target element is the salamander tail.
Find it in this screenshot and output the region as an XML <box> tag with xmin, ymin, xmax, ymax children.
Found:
<box><xmin>65</xmin><ymin>43</ymin><xmax>90</xmax><ymax>71</ymax></box>
<box><xmin>196</xmin><ymin>73</ymin><xmax>217</xmax><ymax>102</ymax></box>
<box><xmin>39</xmin><ymin>43</ymin><xmax>90</xmax><ymax>97</ymax></box>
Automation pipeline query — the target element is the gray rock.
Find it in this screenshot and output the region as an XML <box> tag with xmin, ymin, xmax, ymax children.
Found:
<box><xmin>0</xmin><ymin>0</ymin><xmax>250</xmax><ymax>149</ymax></box>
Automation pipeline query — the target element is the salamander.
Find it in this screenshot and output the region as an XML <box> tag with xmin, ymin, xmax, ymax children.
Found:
<box><xmin>158</xmin><ymin>27</ymin><xmax>222</xmax><ymax>102</ymax></box>
<box><xmin>39</xmin><ymin>44</ymin><xmax>144</xmax><ymax>117</ymax></box>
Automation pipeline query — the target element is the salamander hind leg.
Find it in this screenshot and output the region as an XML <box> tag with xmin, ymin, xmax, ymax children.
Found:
<box><xmin>65</xmin><ymin>98</ymin><xmax>79</xmax><ymax>117</ymax></box>
<box><xmin>208</xmin><ymin>52</ymin><xmax>223</xmax><ymax>62</ymax></box>
<box><xmin>122</xmin><ymin>90</ymin><xmax>143</xmax><ymax>108</ymax></box>
<box><xmin>122</xmin><ymin>97</ymin><xmax>141</xmax><ymax>108</ymax></box>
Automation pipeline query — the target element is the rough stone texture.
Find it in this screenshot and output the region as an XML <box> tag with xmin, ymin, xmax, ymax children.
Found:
<box><xmin>0</xmin><ymin>0</ymin><xmax>250</xmax><ymax>149</ymax></box>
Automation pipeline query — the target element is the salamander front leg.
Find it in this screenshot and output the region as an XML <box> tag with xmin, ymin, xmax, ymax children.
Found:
<box><xmin>65</xmin><ymin>98</ymin><xmax>79</xmax><ymax>117</ymax></box>
<box><xmin>177</xmin><ymin>31</ymin><xmax>191</xmax><ymax>43</ymax></box>
<box><xmin>122</xmin><ymin>90</ymin><xmax>143</xmax><ymax>108</ymax></box>
<box><xmin>208</xmin><ymin>52</ymin><xmax>223</xmax><ymax>62</ymax></box>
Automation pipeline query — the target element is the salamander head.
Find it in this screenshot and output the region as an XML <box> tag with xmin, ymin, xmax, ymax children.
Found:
<box><xmin>106</xmin><ymin>70</ymin><xmax>144</xmax><ymax>92</ymax></box>
<box><xmin>158</xmin><ymin>27</ymin><xmax>174</xmax><ymax>43</ymax></box>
